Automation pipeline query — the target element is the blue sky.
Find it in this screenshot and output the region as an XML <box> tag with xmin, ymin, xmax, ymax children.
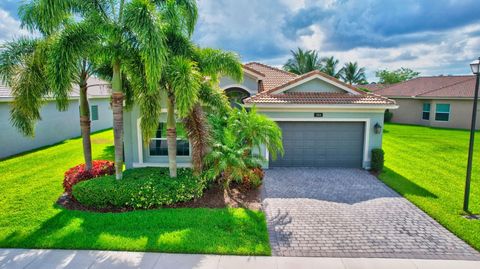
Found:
<box><xmin>1</xmin><ymin>0</ymin><xmax>480</xmax><ymax>81</ymax></box>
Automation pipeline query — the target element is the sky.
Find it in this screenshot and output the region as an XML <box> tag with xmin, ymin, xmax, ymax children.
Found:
<box><xmin>1</xmin><ymin>0</ymin><xmax>480</xmax><ymax>81</ymax></box>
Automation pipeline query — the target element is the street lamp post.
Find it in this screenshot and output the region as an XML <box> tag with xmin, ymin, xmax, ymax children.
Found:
<box><xmin>463</xmin><ymin>57</ymin><xmax>480</xmax><ymax>212</ymax></box>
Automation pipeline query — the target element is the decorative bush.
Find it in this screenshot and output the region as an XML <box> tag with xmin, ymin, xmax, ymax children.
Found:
<box><xmin>371</xmin><ymin>148</ymin><xmax>385</xmax><ymax>172</ymax></box>
<box><xmin>384</xmin><ymin>110</ymin><xmax>393</xmax><ymax>122</ymax></box>
<box><xmin>63</xmin><ymin>160</ymin><xmax>115</xmax><ymax>195</ymax></box>
<box><xmin>72</xmin><ymin>167</ymin><xmax>207</xmax><ymax>209</ymax></box>
<box><xmin>242</xmin><ymin>167</ymin><xmax>265</xmax><ymax>189</ymax></box>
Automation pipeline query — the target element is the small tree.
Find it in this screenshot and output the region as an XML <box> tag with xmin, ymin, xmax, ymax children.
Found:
<box><xmin>376</xmin><ymin>68</ymin><xmax>420</xmax><ymax>84</ymax></box>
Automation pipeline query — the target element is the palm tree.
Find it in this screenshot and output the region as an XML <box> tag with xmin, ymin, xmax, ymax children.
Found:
<box><xmin>22</xmin><ymin>0</ymin><xmax>170</xmax><ymax>179</ymax></box>
<box><xmin>339</xmin><ymin>62</ymin><xmax>368</xmax><ymax>85</ymax></box>
<box><xmin>283</xmin><ymin>48</ymin><xmax>323</xmax><ymax>75</ymax></box>
<box><xmin>321</xmin><ymin>56</ymin><xmax>342</xmax><ymax>78</ymax></box>
<box><xmin>205</xmin><ymin>106</ymin><xmax>284</xmax><ymax>189</ymax></box>
<box><xmin>134</xmin><ymin>1</ymin><xmax>243</xmax><ymax>177</ymax></box>
<box><xmin>0</xmin><ymin>27</ymin><xmax>100</xmax><ymax>171</ymax></box>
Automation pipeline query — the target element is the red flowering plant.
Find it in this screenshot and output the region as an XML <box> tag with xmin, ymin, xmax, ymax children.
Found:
<box><xmin>63</xmin><ymin>160</ymin><xmax>115</xmax><ymax>196</ymax></box>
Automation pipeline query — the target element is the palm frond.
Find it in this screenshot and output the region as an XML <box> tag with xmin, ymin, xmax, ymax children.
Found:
<box><xmin>0</xmin><ymin>38</ymin><xmax>38</xmax><ymax>86</ymax></box>
<box><xmin>46</xmin><ymin>21</ymin><xmax>99</xmax><ymax>110</ymax></box>
<box><xmin>123</xmin><ymin>0</ymin><xmax>166</xmax><ymax>92</ymax></box>
<box><xmin>167</xmin><ymin>56</ymin><xmax>201</xmax><ymax>117</ymax></box>
<box><xmin>195</xmin><ymin>47</ymin><xmax>242</xmax><ymax>82</ymax></box>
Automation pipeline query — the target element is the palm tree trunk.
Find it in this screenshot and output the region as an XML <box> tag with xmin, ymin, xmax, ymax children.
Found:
<box><xmin>183</xmin><ymin>104</ymin><xmax>209</xmax><ymax>173</ymax></box>
<box><xmin>112</xmin><ymin>60</ymin><xmax>124</xmax><ymax>180</ymax></box>
<box><xmin>167</xmin><ymin>96</ymin><xmax>177</xmax><ymax>178</ymax></box>
<box><xmin>79</xmin><ymin>76</ymin><xmax>93</xmax><ymax>170</ymax></box>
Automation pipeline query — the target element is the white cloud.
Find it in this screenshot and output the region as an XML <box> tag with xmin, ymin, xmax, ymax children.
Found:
<box><xmin>0</xmin><ymin>9</ymin><xmax>28</xmax><ymax>42</ymax></box>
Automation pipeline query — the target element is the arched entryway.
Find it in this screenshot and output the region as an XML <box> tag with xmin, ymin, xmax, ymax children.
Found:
<box><xmin>224</xmin><ymin>87</ymin><xmax>251</xmax><ymax>107</ymax></box>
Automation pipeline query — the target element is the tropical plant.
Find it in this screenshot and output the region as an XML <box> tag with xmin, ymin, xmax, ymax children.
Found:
<box><xmin>20</xmin><ymin>0</ymin><xmax>170</xmax><ymax>179</ymax></box>
<box><xmin>321</xmin><ymin>56</ymin><xmax>342</xmax><ymax>78</ymax></box>
<box><xmin>134</xmin><ymin>0</ymin><xmax>242</xmax><ymax>177</ymax></box>
<box><xmin>204</xmin><ymin>107</ymin><xmax>283</xmax><ymax>189</ymax></box>
<box><xmin>0</xmin><ymin>18</ymin><xmax>101</xmax><ymax>171</ymax></box>
<box><xmin>339</xmin><ymin>62</ymin><xmax>368</xmax><ymax>85</ymax></box>
<box><xmin>283</xmin><ymin>48</ymin><xmax>323</xmax><ymax>75</ymax></box>
<box><xmin>376</xmin><ymin>68</ymin><xmax>420</xmax><ymax>84</ymax></box>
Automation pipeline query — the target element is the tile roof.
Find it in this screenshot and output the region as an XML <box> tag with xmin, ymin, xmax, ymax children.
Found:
<box><xmin>244</xmin><ymin>62</ymin><xmax>298</xmax><ymax>92</ymax></box>
<box><xmin>355</xmin><ymin>83</ymin><xmax>386</xmax><ymax>92</ymax></box>
<box><xmin>0</xmin><ymin>77</ymin><xmax>111</xmax><ymax>99</ymax></box>
<box><xmin>374</xmin><ymin>75</ymin><xmax>476</xmax><ymax>98</ymax></box>
<box><xmin>263</xmin><ymin>70</ymin><xmax>364</xmax><ymax>95</ymax></box>
<box><xmin>244</xmin><ymin>92</ymin><xmax>396</xmax><ymax>105</ymax></box>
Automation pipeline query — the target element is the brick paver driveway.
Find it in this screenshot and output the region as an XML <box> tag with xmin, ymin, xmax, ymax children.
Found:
<box><xmin>262</xmin><ymin>168</ymin><xmax>480</xmax><ymax>260</ymax></box>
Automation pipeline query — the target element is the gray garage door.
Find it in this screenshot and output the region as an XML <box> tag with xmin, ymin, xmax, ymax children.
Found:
<box><xmin>270</xmin><ymin>122</ymin><xmax>365</xmax><ymax>168</ymax></box>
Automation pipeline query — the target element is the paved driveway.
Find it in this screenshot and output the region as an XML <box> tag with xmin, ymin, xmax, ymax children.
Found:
<box><xmin>262</xmin><ymin>168</ymin><xmax>480</xmax><ymax>260</ymax></box>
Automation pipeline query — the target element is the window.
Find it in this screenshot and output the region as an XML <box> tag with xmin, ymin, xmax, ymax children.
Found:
<box><xmin>91</xmin><ymin>105</ymin><xmax>99</xmax><ymax>121</ymax></box>
<box><xmin>149</xmin><ymin>123</ymin><xmax>190</xmax><ymax>156</ymax></box>
<box><xmin>422</xmin><ymin>103</ymin><xmax>431</xmax><ymax>120</ymax></box>
<box><xmin>435</xmin><ymin>104</ymin><xmax>450</xmax><ymax>121</ymax></box>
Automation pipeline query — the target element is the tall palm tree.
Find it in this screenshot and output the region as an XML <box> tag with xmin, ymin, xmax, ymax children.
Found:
<box><xmin>0</xmin><ymin>27</ymin><xmax>100</xmax><ymax>171</ymax></box>
<box><xmin>22</xmin><ymin>0</ymin><xmax>169</xmax><ymax>179</ymax></box>
<box><xmin>321</xmin><ymin>56</ymin><xmax>342</xmax><ymax>78</ymax></box>
<box><xmin>339</xmin><ymin>62</ymin><xmax>368</xmax><ymax>85</ymax></box>
<box><xmin>135</xmin><ymin>1</ymin><xmax>242</xmax><ymax>177</ymax></box>
<box><xmin>283</xmin><ymin>48</ymin><xmax>323</xmax><ymax>75</ymax></box>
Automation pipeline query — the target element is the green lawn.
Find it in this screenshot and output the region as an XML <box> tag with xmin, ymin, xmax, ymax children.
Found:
<box><xmin>380</xmin><ymin>123</ymin><xmax>480</xmax><ymax>251</ymax></box>
<box><xmin>0</xmin><ymin>129</ymin><xmax>270</xmax><ymax>255</ymax></box>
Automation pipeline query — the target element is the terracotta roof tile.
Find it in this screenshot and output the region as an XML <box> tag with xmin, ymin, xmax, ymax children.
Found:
<box><xmin>355</xmin><ymin>83</ymin><xmax>386</xmax><ymax>92</ymax></box>
<box><xmin>374</xmin><ymin>75</ymin><xmax>476</xmax><ymax>98</ymax></box>
<box><xmin>244</xmin><ymin>92</ymin><xmax>396</xmax><ymax>105</ymax></box>
<box><xmin>244</xmin><ymin>62</ymin><xmax>297</xmax><ymax>91</ymax></box>
<box><xmin>263</xmin><ymin>70</ymin><xmax>364</xmax><ymax>95</ymax></box>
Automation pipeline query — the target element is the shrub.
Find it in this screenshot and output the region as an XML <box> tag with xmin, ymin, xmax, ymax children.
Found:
<box><xmin>371</xmin><ymin>148</ymin><xmax>385</xmax><ymax>172</ymax></box>
<box><xmin>242</xmin><ymin>167</ymin><xmax>264</xmax><ymax>189</ymax></box>
<box><xmin>384</xmin><ymin>110</ymin><xmax>393</xmax><ymax>122</ymax></box>
<box><xmin>72</xmin><ymin>167</ymin><xmax>207</xmax><ymax>209</ymax></box>
<box><xmin>63</xmin><ymin>160</ymin><xmax>115</xmax><ymax>195</ymax></box>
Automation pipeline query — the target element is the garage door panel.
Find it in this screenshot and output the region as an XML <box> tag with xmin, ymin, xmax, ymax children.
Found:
<box><xmin>270</xmin><ymin>122</ymin><xmax>364</xmax><ymax>168</ymax></box>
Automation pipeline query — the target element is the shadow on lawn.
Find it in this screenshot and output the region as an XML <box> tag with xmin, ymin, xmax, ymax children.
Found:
<box><xmin>381</xmin><ymin>167</ymin><xmax>438</xmax><ymax>199</ymax></box>
<box><xmin>2</xmin><ymin>206</ymin><xmax>269</xmax><ymax>256</ymax></box>
<box><xmin>97</xmin><ymin>145</ymin><xmax>115</xmax><ymax>161</ymax></box>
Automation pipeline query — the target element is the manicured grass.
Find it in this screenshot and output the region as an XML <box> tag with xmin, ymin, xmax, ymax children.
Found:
<box><xmin>0</xmin><ymin>129</ymin><xmax>270</xmax><ymax>255</ymax></box>
<box><xmin>379</xmin><ymin>123</ymin><xmax>480</xmax><ymax>251</ymax></box>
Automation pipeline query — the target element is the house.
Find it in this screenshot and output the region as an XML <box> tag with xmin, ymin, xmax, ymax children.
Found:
<box><xmin>0</xmin><ymin>77</ymin><xmax>112</xmax><ymax>159</ymax></box>
<box><xmin>123</xmin><ymin>62</ymin><xmax>396</xmax><ymax>169</ymax></box>
<box><xmin>371</xmin><ymin>75</ymin><xmax>478</xmax><ymax>129</ymax></box>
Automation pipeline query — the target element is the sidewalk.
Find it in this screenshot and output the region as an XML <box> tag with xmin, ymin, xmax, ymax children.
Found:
<box><xmin>2</xmin><ymin>248</ymin><xmax>480</xmax><ymax>269</ymax></box>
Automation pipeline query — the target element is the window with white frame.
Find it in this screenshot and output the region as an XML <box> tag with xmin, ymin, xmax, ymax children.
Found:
<box><xmin>435</xmin><ymin>104</ymin><xmax>450</xmax><ymax>121</ymax></box>
<box><xmin>149</xmin><ymin>122</ymin><xmax>190</xmax><ymax>156</ymax></box>
<box><xmin>422</xmin><ymin>103</ymin><xmax>431</xmax><ymax>120</ymax></box>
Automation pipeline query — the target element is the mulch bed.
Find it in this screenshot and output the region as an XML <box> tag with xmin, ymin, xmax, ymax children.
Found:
<box><xmin>57</xmin><ymin>183</ymin><xmax>262</xmax><ymax>213</ymax></box>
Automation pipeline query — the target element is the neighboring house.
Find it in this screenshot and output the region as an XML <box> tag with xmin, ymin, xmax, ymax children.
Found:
<box><xmin>0</xmin><ymin>77</ymin><xmax>112</xmax><ymax>159</ymax></box>
<box><xmin>370</xmin><ymin>75</ymin><xmax>478</xmax><ymax>129</ymax></box>
<box><xmin>124</xmin><ymin>62</ymin><xmax>396</xmax><ymax>169</ymax></box>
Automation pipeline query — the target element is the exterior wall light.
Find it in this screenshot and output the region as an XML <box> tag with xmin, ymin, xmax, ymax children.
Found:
<box><xmin>374</xmin><ymin>123</ymin><xmax>382</xmax><ymax>134</ymax></box>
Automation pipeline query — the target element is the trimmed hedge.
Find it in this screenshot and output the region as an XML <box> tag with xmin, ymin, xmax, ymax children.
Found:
<box><xmin>371</xmin><ymin>148</ymin><xmax>385</xmax><ymax>172</ymax></box>
<box><xmin>72</xmin><ymin>167</ymin><xmax>207</xmax><ymax>209</ymax></box>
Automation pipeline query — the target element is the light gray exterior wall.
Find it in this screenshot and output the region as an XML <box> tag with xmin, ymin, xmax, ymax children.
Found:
<box><xmin>285</xmin><ymin>78</ymin><xmax>344</xmax><ymax>93</ymax></box>
<box><xmin>123</xmin><ymin>106</ymin><xmax>385</xmax><ymax>169</ymax></box>
<box><xmin>390</xmin><ymin>98</ymin><xmax>479</xmax><ymax>129</ymax></box>
<box><xmin>0</xmin><ymin>98</ymin><xmax>112</xmax><ymax>159</ymax></box>
<box><xmin>219</xmin><ymin>74</ymin><xmax>258</xmax><ymax>94</ymax></box>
